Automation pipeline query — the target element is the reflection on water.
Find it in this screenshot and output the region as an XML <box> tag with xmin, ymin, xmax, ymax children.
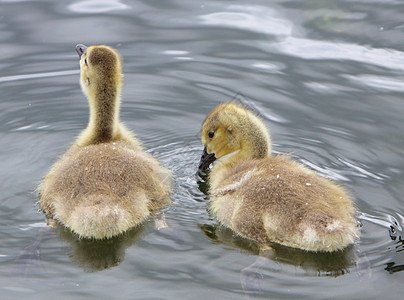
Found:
<box><xmin>199</xmin><ymin>223</ymin><xmax>359</xmax><ymax>277</ymax></box>
<box><xmin>14</xmin><ymin>222</ymin><xmax>148</xmax><ymax>274</ymax></box>
<box><xmin>359</xmin><ymin>212</ymin><xmax>404</xmax><ymax>278</ymax></box>
<box><xmin>13</xmin><ymin>227</ymin><xmax>53</xmax><ymax>279</ymax></box>
<box><xmin>385</xmin><ymin>230</ymin><xmax>404</xmax><ymax>274</ymax></box>
<box><xmin>57</xmin><ymin>223</ymin><xmax>148</xmax><ymax>272</ymax></box>
<box><xmin>359</xmin><ymin>212</ymin><xmax>404</xmax><ymax>275</ymax></box>
<box><xmin>15</xmin><ymin>215</ymin><xmax>184</xmax><ymax>274</ymax></box>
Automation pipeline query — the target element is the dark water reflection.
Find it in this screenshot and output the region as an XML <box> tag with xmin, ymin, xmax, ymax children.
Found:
<box><xmin>199</xmin><ymin>223</ymin><xmax>359</xmax><ymax>277</ymax></box>
<box><xmin>57</xmin><ymin>224</ymin><xmax>148</xmax><ymax>272</ymax></box>
<box><xmin>1</xmin><ymin>0</ymin><xmax>403</xmax><ymax>298</ymax></box>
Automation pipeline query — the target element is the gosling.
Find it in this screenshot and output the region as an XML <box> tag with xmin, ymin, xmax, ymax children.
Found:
<box><xmin>38</xmin><ymin>44</ymin><xmax>171</xmax><ymax>239</ymax></box>
<box><xmin>199</xmin><ymin>102</ymin><xmax>358</xmax><ymax>252</ymax></box>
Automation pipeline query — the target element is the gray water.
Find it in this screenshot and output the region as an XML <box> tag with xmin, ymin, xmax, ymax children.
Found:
<box><xmin>0</xmin><ymin>0</ymin><xmax>403</xmax><ymax>299</ymax></box>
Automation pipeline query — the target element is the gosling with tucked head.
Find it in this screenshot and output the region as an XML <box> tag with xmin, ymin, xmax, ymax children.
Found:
<box><xmin>38</xmin><ymin>44</ymin><xmax>171</xmax><ymax>239</ymax></box>
<box><xmin>199</xmin><ymin>102</ymin><xmax>358</xmax><ymax>252</ymax></box>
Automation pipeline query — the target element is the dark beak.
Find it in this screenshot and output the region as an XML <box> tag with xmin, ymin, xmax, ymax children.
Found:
<box><xmin>199</xmin><ymin>147</ymin><xmax>216</xmax><ymax>170</ymax></box>
<box><xmin>75</xmin><ymin>44</ymin><xmax>88</xmax><ymax>57</ymax></box>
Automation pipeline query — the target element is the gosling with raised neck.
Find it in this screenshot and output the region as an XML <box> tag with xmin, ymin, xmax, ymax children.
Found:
<box><xmin>38</xmin><ymin>44</ymin><xmax>171</xmax><ymax>239</ymax></box>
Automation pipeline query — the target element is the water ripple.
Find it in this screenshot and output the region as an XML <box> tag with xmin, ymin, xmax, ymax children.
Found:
<box><xmin>68</xmin><ymin>0</ymin><xmax>130</xmax><ymax>13</ymax></box>
<box><xmin>0</xmin><ymin>70</ymin><xmax>78</xmax><ymax>83</ymax></box>
<box><xmin>162</xmin><ymin>50</ymin><xmax>193</xmax><ymax>61</ymax></box>
<box><xmin>199</xmin><ymin>5</ymin><xmax>292</xmax><ymax>36</ymax></box>
<box><xmin>299</xmin><ymin>158</ymin><xmax>350</xmax><ymax>182</ymax></box>
<box><xmin>304</xmin><ymin>81</ymin><xmax>359</xmax><ymax>94</ymax></box>
<box><xmin>264</xmin><ymin>37</ymin><xmax>404</xmax><ymax>71</ymax></box>
<box><xmin>19</xmin><ymin>222</ymin><xmax>47</xmax><ymax>231</ymax></box>
<box><xmin>337</xmin><ymin>157</ymin><xmax>386</xmax><ymax>180</ymax></box>
<box><xmin>358</xmin><ymin>211</ymin><xmax>403</xmax><ymax>230</ymax></box>
<box><xmin>343</xmin><ymin>74</ymin><xmax>404</xmax><ymax>92</ymax></box>
<box><xmin>10</xmin><ymin>122</ymin><xmax>50</xmax><ymax>132</ymax></box>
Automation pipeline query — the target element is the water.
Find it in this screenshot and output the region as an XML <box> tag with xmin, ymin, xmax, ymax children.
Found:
<box><xmin>0</xmin><ymin>0</ymin><xmax>403</xmax><ymax>298</ymax></box>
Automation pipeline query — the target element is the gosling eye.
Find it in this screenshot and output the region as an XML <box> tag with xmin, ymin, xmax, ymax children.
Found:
<box><xmin>84</xmin><ymin>58</ymin><xmax>88</xmax><ymax>65</ymax></box>
<box><xmin>208</xmin><ymin>131</ymin><xmax>215</xmax><ymax>139</ymax></box>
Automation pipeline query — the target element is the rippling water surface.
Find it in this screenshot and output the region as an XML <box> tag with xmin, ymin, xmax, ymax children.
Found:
<box><xmin>0</xmin><ymin>0</ymin><xmax>403</xmax><ymax>298</ymax></box>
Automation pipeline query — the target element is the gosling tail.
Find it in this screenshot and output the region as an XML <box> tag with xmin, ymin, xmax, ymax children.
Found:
<box><xmin>59</xmin><ymin>194</ymin><xmax>148</xmax><ymax>239</ymax></box>
<box><xmin>301</xmin><ymin>215</ymin><xmax>359</xmax><ymax>252</ymax></box>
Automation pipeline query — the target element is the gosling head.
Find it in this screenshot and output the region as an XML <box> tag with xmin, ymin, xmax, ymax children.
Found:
<box><xmin>199</xmin><ymin>102</ymin><xmax>271</xmax><ymax>170</ymax></box>
<box><xmin>75</xmin><ymin>44</ymin><xmax>122</xmax><ymax>101</ymax></box>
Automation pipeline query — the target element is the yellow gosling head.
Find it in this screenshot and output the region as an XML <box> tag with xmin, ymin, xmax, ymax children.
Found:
<box><xmin>75</xmin><ymin>44</ymin><xmax>123</xmax><ymax>145</ymax></box>
<box><xmin>199</xmin><ymin>102</ymin><xmax>271</xmax><ymax>169</ymax></box>
<box><xmin>75</xmin><ymin>44</ymin><xmax>122</xmax><ymax>102</ymax></box>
